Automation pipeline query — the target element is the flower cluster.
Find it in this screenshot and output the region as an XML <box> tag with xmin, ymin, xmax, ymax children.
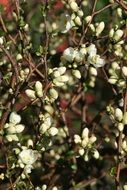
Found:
<box><xmin>74</xmin><ymin>128</ymin><xmax>99</xmax><ymax>161</ymax></box>
<box><xmin>39</xmin><ymin>113</ymin><xmax>58</xmax><ymax>136</ymax></box>
<box><xmin>17</xmin><ymin>147</ymin><xmax>39</xmax><ymax>176</ymax></box>
<box><xmin>89</xmin><ymin>21</ymin><xmax>105</xmax><ymax>37</ymax></box>
<box><xmin>4</xmin><ymin>112</ymin><xmax>25</xmax><ymax>142</ymax></box>
<box><xmin>25</xmin><ymin>81</ymin><xmax>43</xmax><ymax>100</ymax></box>
<box><xmin>107</xmin><ymin>106</ymin><xmax>127</xmax><ymax>132</ymax></box>
<box><xmin>108</xmin><ymin>62</ymin><xmax>127</xmax><ymax>91</ymax></box>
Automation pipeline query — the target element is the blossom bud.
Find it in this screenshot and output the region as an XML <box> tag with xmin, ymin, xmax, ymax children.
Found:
<box><xmin>123</xmin><ymin>112</ymin><xmax>127</xmax><ymax>125</ymax></box>
<box><xmin>123</xmin><ymin>185</ymin><xmax>127</xmax><ymax>190</ymax></box>
<box><xmin>108</xmin><ymin>77</ymin><xmax>117</xmax><ymax>84</ymax></box>
<box><xmin>112</xmin><ymin>62</ymin><xmax>120</xmax><ymax>70</ymax></box>
<box><xmin>9</xmin><ymin>112</ymin><xmax>21</xmax><ymax>124</ymax></box>
<box><xmin>84</xmin><ymin>154</ymin><xmax>89</xmax><ymax>161</ymax></box>
<box><xmin>93</xmin><ymin>150</ymin><xmax>99</xmax><ymax>159</ymax></box>
<box><xmin>122</xmin><ymin>140</ymin><xmax>127</xmax><ymax>150</ymax></box>
<box><xmin>117</xmin><ymin>8</ymin><xmax>122</xmax><ymax>18</ymax></box>
<box><xmin>74</xmin><ymin>134</ymin><xmax>81</xmax><ymax>144</ymax></box>
<box><xmin>85</xmin><ymin>15</ymin><xmax>92</xmax><ymax>23</ymax></box>
<box><xmin>25</xmin><ymin>89</ymin><xmax>36</xmax><ymax>100</ymax></box>
<box><xmin>27</xmin><ymin>139</ymin><xmax>34</xmax><ymax>147</ymax></box>
<box><xmin>122</xmin><ymin>66</ymin><xmax>127</xmax><ymax>77</ymax></box>
<box><xmin>115</xmin><ymin>108</ymin><xmax>123</xmax><ymax>121</ymax></box>
<box><xmin>74</xmin><ymin>16</ymin><xmax>82</xmax><ymax>26</ymax></box>
<box><xmin>53</xmin><ymin>70</ymin><xmax>60</xmax><ymax>78</ymax></box>
<box><xmin>72</xmin><ymin>70</ymin><xmax>81</xmax><ymax>79</ymax></box>
<box><xmin>89</xmin><ymin>67</ymin><xmax>97</xmax><ymax>76</ymax></box>
<box><xmin>44</xmin><ymin>105</ymin><xmax>54</xmax><ymax>115</ymax></box>
<box><xmin>40</xmin><ymin>123</ymin><xmax>49</xmax><ymax>134</ymax></box>
<box><xmin>53</xmin><ymin>80</ymin><xmax>65</xmax><ymax>87</ymax></box>
<box><xmin>109</xmin><ymin>28</ymin><xmax>114</xmax><ymax>38</ymax></box>
<box><xmin>56</xmin><ymin>75</ymin><xmax>69</xmax><ymax>82</ymax></box>
<box><xmin>48</xmin><ymin>127</ymin><xmax>58</xmax><ymax>136</ymax></box>
<box><xmin>113</xmin><ymin>29</ymin><xmax>123</xmax><ymax>42</ymax></box>
<box><xmin>35</xmin><ymin>81</ymin><xmax>43</xmax><ymax>97</ymax></box>
<box><xmin>117</xmin><ymin>123</ymin><xmax>124</xmax><ymax>132</ymax></box>
<box><xmin>82</xmin><ymin>128</ymin><xmax>89</xmax><ymax>138</ymax></box>
<box><xmin>15</xmin><ymin>124</ymin><xmax>25</xmax><ymax>133</ymax></box>
<box><xmin>118</xmin><ymin>80</ymin><xmax>126</xmax><ymax>87</ymax></box>
<box><xmin>77</xmin><ymin>10</ymin><xmax>83</xmax><ymax>17</ymax></box>
<box><xmin>82</xmin><ymin>138</ymin><xmax>89</xmax><ymax>147</ymax></box>
<box><xmin>0</xmin><ymin>37</ymin><xmax>4</xmax><ymax>45</ymax></box>
<box><xmin>57</xmin><ymin>67</ymin><xmax>66</xmax><ymax>75</ymax></box>
<box><xmin>16</xmin><ymin>54</ymin><xmax>22</xmax><ymax>61</ymax></box>
<box><xmin>42</xmin><ymin>185</ymin><xmax>47</xmax><ymax>190</ymax></box>
<box><xmin>6</xmin><ymin>134</ymin><xmax>19</xmax><ymax>142</ymax></box>
<box><xmin>79</xmin><ymin>148</ymin><xmax>84</xmax><ymax>156</ymax></box>
<box><xmin>89</xmin><ymin>135</ymin><xmax>97</xmax><ymax>144</ymax></box>
<box><xmin>96</xmin><ymin>22</ymin><xmax>105</xmax><ymax>36</ymax></box>
<box><xmin>89</xmin><ymin>24</ymin><xmax>95</xmax><ymax>32</ymax></box>
<box><xmin>70</xmin><ymin>1</ymin><xmax>79</xmax><ymax>12</ymax></box>
<box><xmin>49</xmin><ymin>88</ymin><xmax>58</xmax><ymax>100</ymax></box>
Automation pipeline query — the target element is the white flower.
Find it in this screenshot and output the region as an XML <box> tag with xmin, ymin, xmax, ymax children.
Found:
<box><xmin>9</xmin><ymin>112</ymin><xmax>21</xmax><ymax>124</ymax></box>
<box><xmin>88</xmin><ymin>54</ymin><xmax>105</xmax><ymax>68</ymax></box>
<box><xmin>60</xmin><ymin>14</ymin><xmax>75</xmax><ymax>33</ymax></box>
<box><xmin>87</xmin><ymin>44</ymin><xmax>97</xmax><ymax>57</ymax></box>
<box><xmin>19</xmin><ymin>149</ymin><xmax>38</xmax><ymax>165</ymax></box>
<box><xmin>24</xmin><ymin>164</ymin><xmax>33</xmax><ymax>174</ymax></box>
<box><xmin>63</xmin><ymin>47</ymin><xmax>75</xmax><ymax>62</ymax></box>
<box><xmin>74</xmin><ymin>50</ymin><xmax>84</xmax><ymax>62</ymax></box>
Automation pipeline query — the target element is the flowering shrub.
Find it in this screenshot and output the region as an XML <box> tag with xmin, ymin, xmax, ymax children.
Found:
<box><xmin>0</xmin><ymin>0</ymin><xmax>127</xmax><ymax>189</ymax></box>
